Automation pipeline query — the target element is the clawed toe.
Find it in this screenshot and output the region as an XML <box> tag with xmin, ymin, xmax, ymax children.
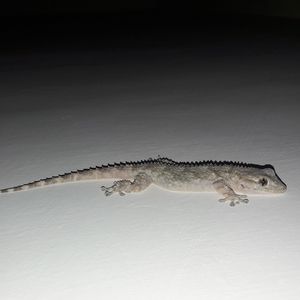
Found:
<box><xmin>240</xmin><ymin>198</ymin><xmax>249</xmax><ymax>203</ymax></box>
<box><xmin>218</xmin><ymin>198</ymin><xmax>227</xmax><ymax>203</ymax></box>
<box><xmin>104</xmin><ymin>189</ymin><xmax>113</xmax><ymax>196</ymax></box>
<box><xmin>101</xmin><ymin>186</ymin><xmax>113</xmax><ymax>196</ymax></box>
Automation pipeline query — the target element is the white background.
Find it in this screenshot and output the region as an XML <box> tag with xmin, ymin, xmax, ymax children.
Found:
<box><xmin>1</xmin><ymin>35</ymin><xmax>300</xmax><ymax>299</ymax></box>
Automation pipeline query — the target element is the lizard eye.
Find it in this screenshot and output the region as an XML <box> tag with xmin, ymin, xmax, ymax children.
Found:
<box><xmin>259</xmin><ymin>178</ymin><xmax>268</xmax><ymax>186</ymax></box>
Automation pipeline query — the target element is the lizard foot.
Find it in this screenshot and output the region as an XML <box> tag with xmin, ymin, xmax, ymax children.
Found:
<box><xmin>101</xmin><ymin>186</ymin><xmax>114</xmax><ymax>196</ymax></box>
<box><xmin>218</xmin><ymin>194</ymin><xmax>249</xmax><ymax>207</ymax></box>
<box><xmin>101</xmin><ymin>173</ymin><xmax>153</xmax><ymax>197</ymax></box>
<box><xmin>101</xmin><ymin>180</ymin><xmax>131</xmax><ymax>196</ymax></box>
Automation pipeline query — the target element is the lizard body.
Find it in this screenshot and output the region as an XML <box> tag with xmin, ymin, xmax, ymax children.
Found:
<box><xmin>0</xmin><ymin>157</ymin><xmax>287</xmax><ymax>206</ymax></box>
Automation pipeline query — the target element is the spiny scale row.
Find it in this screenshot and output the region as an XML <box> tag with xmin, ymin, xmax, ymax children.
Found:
<box><xmin>97</xmin><ymin>157</ymin><xmax>258</xmax><ymax>169</ymax></box>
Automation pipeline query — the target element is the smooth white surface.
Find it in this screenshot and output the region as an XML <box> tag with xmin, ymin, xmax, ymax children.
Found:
<box><xmin>1</xmin><ymin>47</ymin><xmax>300</xmax><ymax>299</ymax></box>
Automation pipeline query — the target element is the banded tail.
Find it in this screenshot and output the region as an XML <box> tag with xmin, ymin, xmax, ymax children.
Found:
<box><xmin>0</xmin><ymin>164</ymin><xmax>135</xmax><ymax>194</ymax></box>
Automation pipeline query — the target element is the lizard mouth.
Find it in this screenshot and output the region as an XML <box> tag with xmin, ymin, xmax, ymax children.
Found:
<box><xmin>272</xmin><ymin>182</ymin><xmax>287</xmax><ymax>193</ymax></box>
<box><xmin>273</xmin><ymin>172</ymin><xmax>287</xmax><ymax>193</ymax></box>
<box><xmin>279</xmin><ymin>184</ymin><xmax>287</xmax><ymax>193</ymax></box>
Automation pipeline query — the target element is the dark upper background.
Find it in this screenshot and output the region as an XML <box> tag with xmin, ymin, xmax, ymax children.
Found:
<box><xmin>1</xmin><ymin>0</ymin><xmax>300</xmax><ymax>18</ymax></box>
<box><xmin>0</xmin><ymin>0</ymin><xmax>299</xmax><ymax>112</ymax></box>
<box><xmin>1</xmin><ymin>0</ymin><xmax>300</xmax><ymax>54</ymax></box>
<box><xmin>1</xmin><ymin>0</ymin><xmax>300</xmax><ymax>34</ymax></box>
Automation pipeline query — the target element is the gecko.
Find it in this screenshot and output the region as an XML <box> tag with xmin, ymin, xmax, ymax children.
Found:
<box><xmin>0</xmin><ymin>157</ymin><xmax>287</xmax><ymax>206</ymax></box>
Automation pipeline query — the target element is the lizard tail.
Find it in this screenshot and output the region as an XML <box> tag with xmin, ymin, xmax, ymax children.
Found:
<box><xmin>0</xmin><ymin>164</ymin><xmax>134</xmax><ymax>194</ymax></box>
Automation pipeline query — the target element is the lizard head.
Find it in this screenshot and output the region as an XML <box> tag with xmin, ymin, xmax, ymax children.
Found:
<box><xmin>236</xmin><ymin>165</ymin><xmax>287</xmax><ymax>194</ymax></box>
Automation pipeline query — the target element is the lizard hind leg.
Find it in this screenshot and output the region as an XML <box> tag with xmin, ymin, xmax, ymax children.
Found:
<box><xmin>101</xmin><ymin>172</ymin><xmax>153</xmax><ymax>197</ymax></box>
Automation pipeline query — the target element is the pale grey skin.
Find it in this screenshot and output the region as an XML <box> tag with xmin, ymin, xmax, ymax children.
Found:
<box><xmin>0</xmin><ymin>157</ymin><xmax>287</xmax><ymax>206</ymax></box>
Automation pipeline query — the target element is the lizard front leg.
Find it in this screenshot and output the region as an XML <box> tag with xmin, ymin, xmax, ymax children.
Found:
<box><xmin>213</xmin><ymin>179</ymin><xmax>249</xmax><ymax>206</ymax></box>
<box><xmin>101</xmin><ymin>172</ymin><xmax>153</xmax><ymax>196</ymax></box>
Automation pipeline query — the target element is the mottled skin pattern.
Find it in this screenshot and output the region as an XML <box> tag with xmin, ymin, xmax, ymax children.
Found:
<box><xmin>0</xmin><ymin>157</ymin><xmax>287</xmax><ymax>206</ymax></box>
